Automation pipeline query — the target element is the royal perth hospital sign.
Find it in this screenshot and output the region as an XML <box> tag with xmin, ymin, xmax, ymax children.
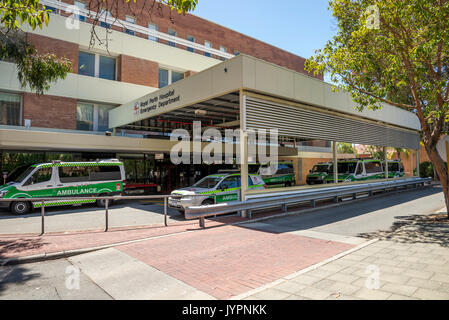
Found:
<box><xmin>133</xmin><ymin>89</ymin><xmax>181</xmax><ymax>117</ymax></box>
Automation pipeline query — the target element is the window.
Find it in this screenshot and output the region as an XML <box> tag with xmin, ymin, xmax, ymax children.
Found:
<box><xmin>186</xmin><ymin>35</ymin><xmax>195</xmax><ymax>52</ymax></box>
<box><xmin>99</xmin><ymin>56</ymin><xmax>116</xmax><ymax>80</ymax></box>
<box><xmin>76</xmin><ymin>103</ymin><xmax>94</xmax><ymax>131</ymax></box>
<box><xmin>58</xmin><ymin>166</ymin><xmax>90</xmax><ymax>183</ymax></box>
<box><xmin>168</xmin><ymin>29</ymin><xmax>177</xmax><ymax>47</ymax></box>
<box><xmin>171</xmin><ymin>71</ymin><xmax>184</xmax><ymax>83</ymax></box>
<box><xmin>59</xmin><ymin>165</ymin><xmax>121</xmax><ymax>183</ymax></box>
<box><xmin>219</xmin><ymin>176</ymin><xmax>240</xmax><ymax>190</ymax></box>
<box><xmin>364</xmin><ymin>161</ymin><xmax>382</xmax><ymax>174</ymax></box>
<box><xmin>97</xmin><ymin>104</ymin><xmax>115</xmax><ymax>131</ymax></box>
<box><xmin>125</xmin><ymin>16</ymin><xmax>136</xmax><ymax>35</ymax></box>
<box><xmin>78</xmin><ymin>51</ymin><xmax>116</xmax><ymax>80</ymax></box>
<box><xmin>25</xmin><ymin>167</ymin><xmax>52</xmax><ymax>185</ymax></box>
<box><xmin>74</xmin><ymin>1</ymin><xmax>86</xmax><ymax>22</ymax></box>
<box><xmin>0</xmin><ymin>92</ymin><xmax>21</xmax><ymax>126</ymax></box>
<box><xmin>204</xmin><ymin>41</ymin><xmax>212</xmax><ymax>57</ymax></box>
<box><xmin>77</xmin><ymin>102</ymin><xmax>115</xmax><ymax>132</ymax></box>
<box><xmin>89</xmin><ymin>166</ymin><xmax>121</xmax><ymax>181</ymax></box>
<box><xmin>158</xmin><ymin>69</ymin><xmax>169</xmax><ymax>88</ymax></box>
<box><xmin>158</xmin><ymin>68</ymin><xmax>184</xmax><ymax>88</ymax></box>
<box><xmin>148</xmin><ymin>23</ymin><xmax>158</xmax><ymax>41</ymax></box>
<box><xmin>78</xmin><ymin>52</ymin><xmax>95</xmax><ymax>77</ymax></box>
<box><xmin>219</xmin><ymin>46</ymin><xmax>227</xmax><ymax>61</ymax></box>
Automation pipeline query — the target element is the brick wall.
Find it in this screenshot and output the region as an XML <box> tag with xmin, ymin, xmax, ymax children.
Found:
<box><xmin>60</xmin><ymin>0</ymin><xmax>322</xmax><ymax>80</ymax></box>
<box><xmin>119</xmin><ymin>55</ymin><xmax>159</xmax><ymax>87</ymax></box>
<box><xmin>26</xmin><ymin>33</ymin><xmax>79</xmax><ymax>73</ymax></box>
<box><xmin>22</xmin><ymin>93</ymin><xmax>77</xmax><ymax>129</ymax></box>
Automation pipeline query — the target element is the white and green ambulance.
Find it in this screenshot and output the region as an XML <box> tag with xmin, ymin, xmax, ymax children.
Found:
<box><xmin>168</xmin><ymin>172</ymin><xmax>266</xmax><ymax>216</ymax></box>
<box><xmin>323</xmin><ymin>159</ymin><xmax>404</xmax><ymax>183</ymax></box>
<box><xmin>0</xmin><ymin>160</ymin><xmax>125</xmax><ymax>214</ymax></box>
<box><xmin>249</xmin><ymin>161</ymin><xmax>296</xmax><ymax>187</ymax></box>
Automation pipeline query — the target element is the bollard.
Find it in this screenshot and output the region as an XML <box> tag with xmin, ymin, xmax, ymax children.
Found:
<box><xmin>40</xmin><ymin>201</ymin><xmax>45</xmax><ymax>236</ymax></box>
<box><xmin>105</xmin><ymin>199</ymin><xmax>109</xmax><ymax>232</ymax></box>
<box><xmin>199</xmin><ymin>217</ymin><xmax>205</xmax><ymax>228</ymax></box>
<box><xmin>164</xmin><ymin>197</ymin><xmax>168</xmax><ymax>227</ymax></box>
<box><xmin>281</xmin><ymin>204</ymin><xmax>287</xmax><ymax>213</ymax></box>
<box><xmin>310</xmin><ymin>200</ymin><xmax>316</xmax><ymax>208</ymax></box>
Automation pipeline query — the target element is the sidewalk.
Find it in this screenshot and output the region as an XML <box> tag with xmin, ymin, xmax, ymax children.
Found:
<box><xmin>235</xmin><ymin>209</ymin><xmax>449</xmax><ymax>300</ymax></box>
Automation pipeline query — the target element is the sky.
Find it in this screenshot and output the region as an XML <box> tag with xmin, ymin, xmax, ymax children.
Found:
<box><xmin>192</xmin><ymin>0</ymin><xmax>338</xmax><ymax>60</ymax></box>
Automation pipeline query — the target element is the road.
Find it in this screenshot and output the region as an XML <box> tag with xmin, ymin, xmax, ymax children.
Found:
<box><xmin>0</xmin><ymin>184</ymin><xmax>444</xmax><ymax>300</ymax></box>
<box><xmin>0</xmin><ymin>199</ymin><xmax>182</xmax><ymax>235</ymax></box>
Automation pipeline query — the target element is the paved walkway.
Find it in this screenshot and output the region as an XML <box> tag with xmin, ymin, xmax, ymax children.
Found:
<box><xmin>236</xmin><ymin>239</ymin><xmax>449</xmax><ymax>300</ymax></box>
<box><xmin>1</xmin><ymin>187</ymin><xmax>448</xmax><ymax>300</ymax></box>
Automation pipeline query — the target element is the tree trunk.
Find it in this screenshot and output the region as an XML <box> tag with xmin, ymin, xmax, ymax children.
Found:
<box><xmin>425</xmin><ymin>144</ymin><xmax>449</xmax><ymax>218</ymax></box>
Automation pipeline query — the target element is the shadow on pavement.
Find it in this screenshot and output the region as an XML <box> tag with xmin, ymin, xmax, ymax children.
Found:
<box><xmin>0</xmin><ymin>238</ymin><xmax>47</xmax><ymax>260</ymax></box>
<box><xmin>237</xmin><ymin>185</ymin><xmax>444</xmax><ymax>234</ymax></box>
<box><xmin>0</xmin><ymin>264</ymin><xmax>41</xmax><ymax>295</ymax></box>
<box><xmin>358</xmin><ymin>212</ymin><xmax>449</xmax><ymax>247</ymax></box>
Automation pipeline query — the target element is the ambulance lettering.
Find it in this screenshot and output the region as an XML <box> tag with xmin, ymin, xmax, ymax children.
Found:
<box><xmin>57</xmin><ymin>188</ymin><xmax>97</xmax><ymax>196</ymax></box>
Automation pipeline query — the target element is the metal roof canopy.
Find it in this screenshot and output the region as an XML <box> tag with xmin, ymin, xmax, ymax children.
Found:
<box><xmin>109</xmin><ymin>54</ymin><xmax>421</xmax><ymax>149</ymax></box>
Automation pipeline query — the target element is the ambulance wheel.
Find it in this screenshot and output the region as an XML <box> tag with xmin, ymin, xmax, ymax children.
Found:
<box><xmin>11</xmin><ymin>201</ymin><xmax>31</xmax><ymax>215</ymax></box>
<box><xmin>201</xmin><ymin>199</ymin><xmax>215</xmax><ymax>206</ymax></box>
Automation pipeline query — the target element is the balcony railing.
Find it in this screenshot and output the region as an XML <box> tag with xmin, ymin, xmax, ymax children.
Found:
<box><xmin>40</xmin><ymin>0</ymin><xmax>235</xmax><ymax>60</ymax></box>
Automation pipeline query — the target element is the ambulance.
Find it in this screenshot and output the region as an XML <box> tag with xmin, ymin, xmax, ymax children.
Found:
<box><xmin>0</xmin><ymin>160</ymin><xmax>125</xmax><ymax>214</ymax></box>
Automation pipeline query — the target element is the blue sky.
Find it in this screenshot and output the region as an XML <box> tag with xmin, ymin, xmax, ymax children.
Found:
<box><xmin>193</xmin><ymin>0</ymin><xmax>338</xmax><ymax>60</ymax></box>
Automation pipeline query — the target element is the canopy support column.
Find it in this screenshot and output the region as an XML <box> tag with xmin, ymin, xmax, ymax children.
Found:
<box><xmin>240</xmin><ymin>91</ymin><xmax>249</xmax><ymax>218</ymax></box>
<box><xmin>333</xmin><ymin>141</ymin><xmax>338</xmax><ymax>183</ymax></box>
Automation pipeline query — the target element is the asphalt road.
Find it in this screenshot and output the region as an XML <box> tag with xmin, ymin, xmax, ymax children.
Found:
<box><xmin>0</xmin><ymin>199</ymin><xmax>183</xmax><ymax>235</ymax></box>
<box><xmin>246</xmin><ymin>184</ymin><xmax>445</xmax><ymax>237</ymax></box>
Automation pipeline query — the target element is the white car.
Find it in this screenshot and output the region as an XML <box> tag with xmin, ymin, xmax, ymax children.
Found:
<box><xmin>168</xmin><ymin>172</ymin><xmax>266</xmax><ymax>216</ymax></box>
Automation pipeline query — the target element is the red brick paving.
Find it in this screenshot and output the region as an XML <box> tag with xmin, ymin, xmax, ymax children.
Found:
<box><xmin>0</xmin><ymin>204</ymin><xmax>310</xmax><ymax>260</ymax></box>
<box><xmin>117</xmin><ymin>224</ymin><xmax>354</xmax><ymax>299</ymax></box>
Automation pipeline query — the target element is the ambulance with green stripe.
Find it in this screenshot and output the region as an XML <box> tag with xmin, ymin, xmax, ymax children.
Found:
<box><xmin>323</xmin><ymin>159</ymin><xmax>404</xmax><ymax>183</ymax></box>
<box><xmin>168</xmin><ymin>172</ymin><xmax>266</xmax><ymax>215</ymax></box>
<box><xmin>0</xmin><ymin>160</ymin><xmax>125</xmax><ymax>215</ymax></box>
<box><xmin>249</xmin><ymin>161</ymin><xmax>296</xmax><ymax>187</ymax></box>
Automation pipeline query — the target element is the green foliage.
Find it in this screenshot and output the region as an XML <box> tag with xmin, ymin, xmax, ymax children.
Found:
<box><xmin>337</xmin><ymin>142</ymin><xmax>355</xmax><ymax>154</ymax></box>
<box><xmin>305</xmin><ymin>0</ymin><xmax>449</xmax><ymax>149</ymax></box>
<box><xmin>162</xmin><ymin>0</ymin><xmax>198</xmax><ymax>14</ymax></box>
<box><xmin>0</xmin><ymin>0</ymin><xmax>50</xmax><ymax>31</ymax></box>
<box><xmin>366</xmin><ymin>145</ymin><xmax>385</xmax><ymax>159</ymax></box>
<box><xmin>414</xmin><ymin>161</ymin><xmax>435</xmax><ymax>178</ymax></box>
<box><xmin>1</xmin><ymin>0</ymin><xmax>72</xmax><ymax>94</ymax></box>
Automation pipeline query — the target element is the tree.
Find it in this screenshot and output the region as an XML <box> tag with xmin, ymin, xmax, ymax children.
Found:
<box><xmin>306</xmin><ymin>0</ymin><xmax>449</xmax><ymax>218</ymax></box>
<box><xmin>1</xmin><ymin>0</ymin><xmax>73</xmax><ymax>94</ymax></box>
<box><xmin>337</xmin><ymin>142</ymin><xmax>355</xmax><ymax>154</ymax></box>
<box><xmin>0</xmin><ymin>0</ymin><xmax>198</xmax><ymax>94</ymax></box>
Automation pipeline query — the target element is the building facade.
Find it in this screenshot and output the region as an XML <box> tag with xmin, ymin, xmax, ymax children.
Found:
<box><xmin>1</xmin><ymin>1</ymin><xmax>419</xmax><ymax>192</ymax></box>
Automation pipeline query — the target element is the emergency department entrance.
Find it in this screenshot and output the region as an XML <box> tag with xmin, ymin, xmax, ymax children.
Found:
<box><xmin>109</xmin><ymin>54</ymin><xmax>421</xmax><ymax>200</ymax></box>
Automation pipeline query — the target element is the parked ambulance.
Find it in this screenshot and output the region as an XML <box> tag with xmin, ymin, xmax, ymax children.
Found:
<box><xmin>168</xmin><ymin>172</ymin><xmax>266</xmax><ymax>216</ymax></box>
<box><xmin>322</xmin><ymin>159</ymin><xmax>404</xmax><ymax>184</ymax></box>
<box><xmin>0</xmin><ymin>159</ymin><xmax>125</xmax><ymax>214</ymax></box>
<box><xmin>249</xmin><ymin>161</ymin><xmax>296</xmax><ymax>187</ymax></box>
